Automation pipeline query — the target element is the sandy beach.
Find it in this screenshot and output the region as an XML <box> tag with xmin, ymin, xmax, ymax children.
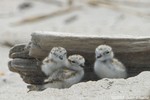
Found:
<box><xmin>0</xmin><ymin>0</ymin><xmax>150</xmax><ymax>100</ymax></box>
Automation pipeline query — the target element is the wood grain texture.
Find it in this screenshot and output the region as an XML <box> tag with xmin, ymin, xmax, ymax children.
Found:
<box><xmin>8</xmin><ymin>32</ymin><xmax>150</xmax><ymax>85</ymax></box>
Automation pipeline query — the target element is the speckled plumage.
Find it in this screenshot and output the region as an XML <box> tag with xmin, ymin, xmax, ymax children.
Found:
<box><xmin>41</xmin><ymin>47</ymin><xmax>67</xmax><ymax>76</ymax></box>
<box><xmin>28</xmin><ymin>55</ymin><xmax>85</xmax><ymax>91</ymax></box>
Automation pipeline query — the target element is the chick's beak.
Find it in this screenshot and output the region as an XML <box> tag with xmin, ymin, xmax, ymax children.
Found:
<box><xmin>80</xmin><ymin>64</ymin><xmax>85</xmax><ymax>67</ymax></box>
<box><xmin>59</xmin><ymin>56</ymin><xmax>63</xmax><ymax>60</ymax></box>
<box><xmin>68</xmin><ymin>59</ymin><xmax>71</xmax><ymax>63</ymax></box>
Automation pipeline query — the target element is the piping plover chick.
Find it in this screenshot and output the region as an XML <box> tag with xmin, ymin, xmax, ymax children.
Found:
<box><xmin>41</xmin><ymin>47</ymin><xmax>67</xmax><ymax>76</ymax></box>
<box><xmin>94</xmin><ymin>45</ymin><xmax>127</xmax><ymax>79</ymax></box>
<box><xmin>28</xmin><ymin>55</ymin><xmax>85</xmax><ymax>91</ymax></box>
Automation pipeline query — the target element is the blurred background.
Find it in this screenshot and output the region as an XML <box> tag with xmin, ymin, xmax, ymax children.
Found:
<box><xmin>0</xmin><ymin>0</ymin><xmax>150</xmax><ymax>93</ymax></box>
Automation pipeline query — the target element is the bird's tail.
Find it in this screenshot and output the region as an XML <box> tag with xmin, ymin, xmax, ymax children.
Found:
<box><xmin>27</xmin><ymin>85</ymin><xmax>46</xmax><ymax>92</ymax></box>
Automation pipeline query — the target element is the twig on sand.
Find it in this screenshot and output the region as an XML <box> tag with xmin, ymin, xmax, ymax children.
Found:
<box><xmin>12</xmin><ymin>6</ymin><xmax>82</xmax><ymax>26</ymax></box>
<box><xmin>88</xmin><ymin>0</ymin><xmax>150</xmax><ymax>18</ymax></box>
<box><xmin>31</xmin><ymin>0</ymin><xmax>63</xmax><ymax>6</ymax></box>
<box><xmin>88</xmin><ymin>0</ymin><xmax>150</xmax><ymax>8</ymax></box>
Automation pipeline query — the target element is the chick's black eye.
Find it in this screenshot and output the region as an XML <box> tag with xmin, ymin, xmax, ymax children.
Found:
<box><xmin>105</xmin><ymin>51</ymin><xmax>109</xmax><ymax>54</ymax></box>
<box><xmin>71</xmin><ymin>61</ymin><xmax>76</xmax><ymax>63</ymax></box>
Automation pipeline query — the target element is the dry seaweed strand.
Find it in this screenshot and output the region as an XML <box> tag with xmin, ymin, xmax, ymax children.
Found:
<box><xmin>12</xmin><ymin>0</ymin><xmax>150</xmax><ymax>25</ymax></box>
<box><xmin>112</xmin><ymin>0</ymin><xmax>150</xmax><ymax>8</ymax></box>
<box><xmin>88</xmin><ymin>0</ymin><xmax>150</xmax><ymax>18</ymax></box>
<box><xmin>31</xmin><ymin>0</ymin><xmax>73</xmax><ymax>6</ymax></box>
<box><xmin>31</xmin><ymin>0</ymin><xmax>64</xmax><ymax>6</ymax></box>
<box><xmin>12</xmin><ymin>6</ymin><xmax>82</xmax><ymax>26</ymax></box>
<box><xmin>88</xmin><ymin>0</ymin><xmax>150</xmax><ymax>7</ymax></box>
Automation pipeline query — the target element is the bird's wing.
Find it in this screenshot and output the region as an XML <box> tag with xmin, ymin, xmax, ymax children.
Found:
<box><xmin>42</xmin><ymin>57</ymin><xmax>50</xmax><ymax>63</ymax></box>
<box><xmin>45</xmin><ymin>68</ymin><xmax>76</xmax><ymax>83</ymax></box>
<box><xmin>113</xmin><ymin>58</ymin><xmax>126</xmax><ymax>71</ymax></box>
<box><xmin>62</xmin><ymin>69</ymin><xmax>76</xmax><ymax>79</ymax></box>
<box><xmin>43</xmin><ymin>57</ymin><xmax>52</xmax><ymax>64</ymax></box>
<box><xmin>27</xmin><ymin>85</ymin><xmax>45</xmax><ymax>92</ymax></box>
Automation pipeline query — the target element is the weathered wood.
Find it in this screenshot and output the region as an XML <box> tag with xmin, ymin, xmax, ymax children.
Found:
<box><xmin>30</xmin><ymin>32</ymin><xmax>150</xmax><ymax>75</ymax></box>
<box><xmin>9</xmin><ymin>44</ymin><xmax>26</xmax><ymax>58</ymax></box>
<box><xmin>8</xmin><ymin>31</ymin><xmax>150</xmax><ymax>85</ymax></box>
<box><xmin>9</xmin><ymin>43</ymin><xmax>34</xmax><ymax>59</ymax></box>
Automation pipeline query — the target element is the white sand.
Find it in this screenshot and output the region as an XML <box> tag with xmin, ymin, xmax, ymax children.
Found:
<box><xmin>0</xmin><ymin>0</ymin><xmax>150</xmax><ymax>100</ymax></box>
<box><xmin>0</xmin><ymin>71</ymin><xmax>150</xmax><ymax>100</ymax></box>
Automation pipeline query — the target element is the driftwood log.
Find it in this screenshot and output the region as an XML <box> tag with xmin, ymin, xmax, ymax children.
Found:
<box><xmin>8</xmin><ymin>32</ymin><xmax>150</xmax><ymax>85</ymax></box>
